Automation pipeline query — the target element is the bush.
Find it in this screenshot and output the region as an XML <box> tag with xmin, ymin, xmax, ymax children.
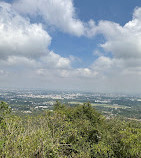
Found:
<box><xmin>0</xmin><ymin>102</ymin><xmax>141</xmax><ymax>157</ymax></box>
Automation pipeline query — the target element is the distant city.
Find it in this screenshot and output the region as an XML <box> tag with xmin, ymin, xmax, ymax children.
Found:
<box><xmin>0</xmin><ymin>88</ymin><xmax>141</xmax><ymax>120</ymax></box>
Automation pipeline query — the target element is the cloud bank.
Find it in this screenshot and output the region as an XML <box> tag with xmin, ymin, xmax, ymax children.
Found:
<box><xmin>0</xmin><ymin>0</ymin><xmax>141</xmax><ymax>93</ymax></box>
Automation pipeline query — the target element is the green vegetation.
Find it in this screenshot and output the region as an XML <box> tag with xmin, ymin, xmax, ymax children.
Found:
<box><xmin>0</xmin><ymin>101</ymin><xmax>141</xmax><ymax>158</ymax></box>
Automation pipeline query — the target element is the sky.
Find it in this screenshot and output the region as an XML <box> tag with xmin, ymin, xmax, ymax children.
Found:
<box><xmin>0</xmin><ymin>0</ymin><xmax>141</xmax><ymax>94</ymax></box>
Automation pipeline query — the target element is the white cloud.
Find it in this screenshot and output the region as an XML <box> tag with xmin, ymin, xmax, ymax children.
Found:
<box><xmin>91</xmin><ymin>56</ymin><xmax>113</xmax><ymax>71</ymax></box>
<box><xmin>13</xmin><ymin>0</ymin><xmax>85</xmax><ymax>36</ymax></box>
<box><xmin>0</xmin><ymin>2</ymin><xmax>72</xmax><ymax>69</ymax></box>
<box><xmin>59</xmin><ymin>68</ymin><xmax>94</xmax><ymax>78</ymax></box>
<box><xmin>5</xmin><ymin>56</ymin><xmax>39</xmax><ymax>67</ymax></box>
<box><xmin>85</xmin><ymin>7</ymin><xmax>141</xmax><ymax>82</ymax></box>
<box><xmin>40</xmin><ymin>51</ymin><xmax>71</xmax><ymax>69</ymax></box>
<box><xmin>0</xmin><ymin>2</ymin><xmax>51</xmax><ymax>60</ymax></box>
<box><xmin>93</xmin><ymin>49</ymin><xmax>103</xmax><ymax>57</ymax></box>
<box><xmin>97</xmin><ymin>8</ymin><xmax>141</xmax><ymax>62</ymax></box>
<box><xmin>0</xmin><ymin>1</ymin><xmax>74</xmax><ymax>88</ymax></box>
<box><xmin>1</xmin><ymin>1</ymin><xmax>141</xmax><ymax>93</ymax></box>
<box><xmin>84</xmin><ymin>20</ymin><xmax>98</xmax><ymax>37</ymax></box>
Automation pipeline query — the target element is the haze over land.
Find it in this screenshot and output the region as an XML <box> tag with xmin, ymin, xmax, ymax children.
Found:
<box><xmin>0</xmin><ymin>0</ymin><xmax>141</xmax><ymax>93</ymax></box>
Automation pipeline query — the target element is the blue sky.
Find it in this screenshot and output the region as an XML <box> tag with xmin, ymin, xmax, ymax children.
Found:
<box><xmin>1</xmin><ymin>0</ymin><xmax>141</xmax><ymax>93</ymax></box>
<box><xmin>75</xmin><ymin>0</ymin><xmax>138</xmax><ymax>23</ymax></box>
<box><xmin>50</xmin><ymin>0</ymin><xmax>141</xmax><ymax>67</ymax></box>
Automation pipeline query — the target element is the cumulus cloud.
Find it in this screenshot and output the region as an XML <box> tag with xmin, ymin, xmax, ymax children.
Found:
<box><xmin>86</xmin><ymin>8</ymin><xmax>141</xmax><ymax>92</ymax></box>
<box><xmin>0</xmin><ymin>2</ymin><xmax>51</xmax><ymax>60</ymax></box>
<box><xmin>4</xmin><ymin>56</ymin><xmax>39</xmax><ymax>68</ymax></box>
<box><xmin>13</xmin><ymin>0</ymin><xmax>85</xmax><ymax>36</ymax></box>
<box><xmin>1</xmin><ymin>1</ymin><xmax>141</xmax><ymax>93</ymax></box>
<box><xmin>0</xmin><ymin>2</ymin><xmax>71</xmax><ymax>69</ymax></box>
<box><xmin>40</xmin><ymin>51</ymin><xmax>71</xmax><ymax>69</ymax></box>
<box><xmin>96</xmin><ymin>7</ymin><xmax>141</xmax><ymax>63</ymax></box>
<box><xmin>0</xmin><ymin>1</ymin><xmax>75</xmax><ymax>91</ymax></box>
<box><xmin>99</xmin><ymin>20</ymin><xmax>141</xmax><ymax>60</ymax></box>
<box><xmin>86</xmin><ymin>7</ymin><xmax>141</xmax><ymax>80</ymax></box>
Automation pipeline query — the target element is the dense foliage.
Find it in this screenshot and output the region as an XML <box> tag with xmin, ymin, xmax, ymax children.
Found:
<box><xmin>0</xmin><ymin>101</ymin><xmax>141</xmax><ymax>158</ymax></box>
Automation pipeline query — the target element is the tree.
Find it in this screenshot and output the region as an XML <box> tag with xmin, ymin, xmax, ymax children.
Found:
<box><xmin>0</xmin><ymin>101</ymin><xmax>11</xmax><ymax>123</ymax></box>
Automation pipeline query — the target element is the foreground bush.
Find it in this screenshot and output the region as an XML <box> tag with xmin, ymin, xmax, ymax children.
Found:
<box><xmin>0</xmin><ymin>101</ymin><xmax>141</xmax><ymax>157</ymax></box>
